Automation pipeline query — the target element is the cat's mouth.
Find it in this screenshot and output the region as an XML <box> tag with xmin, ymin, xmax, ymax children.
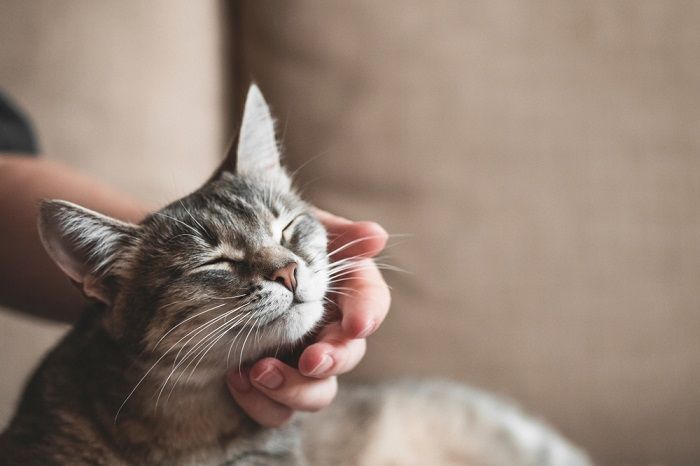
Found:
<box><xmin>251</xmin><ymin>306</ymin><xmax>327</xmax><ymax>367</ymax></box>
<box><xmin>223</xmin><ymin>298</ymin><xmax>326</xmax><ymax>358</ymax></box>
<box><xmin>200</xmin><ymin>299</ymin><xmax>324</xmax><ymax>370</ymax></box>
<box><xmin>222</xmin><ymin>298</ymin><xmax>323</xmax><ymax>335</ymax></box>
<box><xmin>259</xmin><ymin>299</ymin><xmax>322</xmax><ymax>326</ymax></box>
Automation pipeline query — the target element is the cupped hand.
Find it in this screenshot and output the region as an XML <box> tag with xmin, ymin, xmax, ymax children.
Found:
<box><xmin>226</xmin><ymin>209</ymin><xmax>390</xmax><ymax>427</ymax></box>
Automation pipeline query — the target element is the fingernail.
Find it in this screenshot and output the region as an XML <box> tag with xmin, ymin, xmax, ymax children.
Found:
<box><xmin>356</xmin><ymin>319</ymin><xmax>375</xmax><ymax>339</ymax></box>
<box><xmin>228</xmin><ymin>372</ymin><xmax>251</xmax><ymax>393</ymax></box>
<box><xmin>253</xmin><ymin>366</ymin><xmax>284</xmax><ymax>390</ymax></box>
<box><xmin>307</xmin><ymin>354</ymin><xmax>334</xmax><ymax>377</ymax></box>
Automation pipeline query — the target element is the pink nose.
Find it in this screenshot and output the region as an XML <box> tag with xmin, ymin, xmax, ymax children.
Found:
<box><xmin>269</xmin><ymin>262</ymin><xmax>298</xmax><ymax>292</ymax></box>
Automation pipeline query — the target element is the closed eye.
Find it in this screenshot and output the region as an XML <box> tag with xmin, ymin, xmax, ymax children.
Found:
<box><xmin>281</xmin><ymin>214</ymin><xmax>306</xmax><ymax>244</ymax></box>
<box><xmin>197</xmin><ymin>257</ymin><xmax>243</xmax><ymax>269</ymax></box>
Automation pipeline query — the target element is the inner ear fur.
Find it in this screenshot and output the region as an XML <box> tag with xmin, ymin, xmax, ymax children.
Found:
<box><xmin>38</xmin><ymin>200</ymin><xmax>139</xmax><ymax>304</ymax></box>
<box><xmin>208</xmin><ymin>83</ymin><xmax>285</xmax><ymax>182</ymax></box>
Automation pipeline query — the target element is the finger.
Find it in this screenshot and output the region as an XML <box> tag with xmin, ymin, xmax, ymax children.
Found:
<box><xmin>331</xmin><ymin>259</ymin><xmax>391</xmax><ymax>338</ymax></box>
<box><xmin>313</xmin><ymin>208</ymin><xmax>388</xmax><ymax>260</ymax></box>
<box><xmin>311</xmin><ymin>208</ymin><xmax>352</xmax><ymax>227</ymax></box>
<box><xmin>326</xmin><ymin>221</ymin><xmax>388</xmax><ymax>260</ymax></box>
<box><xmin>226</xmin><ymin>371</ymin><xmax>294</xmax><ymax>428</ymax></box>
<box><xmin>298</xmin><ymin>323</ymin><xmax>367</xmax><ymax>378</ymax></box>
<box><xmin>247</xmin><ymin>358</ymin><xmax>338</xmax><ymax>412</ymax></box>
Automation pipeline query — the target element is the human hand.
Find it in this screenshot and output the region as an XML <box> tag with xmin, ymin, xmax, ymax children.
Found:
<box><xmin>226</xmin><ymin>209</ymin><xmax>390</xmax><ymax>427</ymax></box>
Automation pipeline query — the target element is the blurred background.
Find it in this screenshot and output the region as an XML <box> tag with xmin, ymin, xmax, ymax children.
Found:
<box><xmin>1</xmin><ymin>1</ymin><xmax>699</xmax><ymax>464</ymax></box>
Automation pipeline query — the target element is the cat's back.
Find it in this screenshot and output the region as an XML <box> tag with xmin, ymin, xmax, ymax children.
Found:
<box><xmin>300</xmin><ymin>380</ymin><xmax>592</xmax><ymax>466</ymax></box>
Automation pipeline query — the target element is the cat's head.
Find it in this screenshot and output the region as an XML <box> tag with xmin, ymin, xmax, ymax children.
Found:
<box><xmin>38</xmin><ymin>85</ymin><xmax>329</xmax><ymax>376</ymax></box>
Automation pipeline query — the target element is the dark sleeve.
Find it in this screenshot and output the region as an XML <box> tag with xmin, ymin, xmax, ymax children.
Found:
<box><xmin>0</xmin><ymin>90</ymin><xmax>39</xmax><ymax>155</ymax></box>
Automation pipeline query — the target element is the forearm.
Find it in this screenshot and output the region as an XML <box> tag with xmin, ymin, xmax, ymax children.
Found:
<box><xmin>0</xmin><ymin>155</ymin><xmax>147</xmax><ymax>322</ymax></box>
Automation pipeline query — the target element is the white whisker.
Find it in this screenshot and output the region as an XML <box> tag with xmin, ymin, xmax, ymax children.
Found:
<box><xmin>153</xmin><ymin>212</ymin><xmax>200</xmax><ymax>236</ymax></box>
<box><xmin>157</xmin><ymin>304</ymin><xmax>253</xmax><ymax>407</ymax></box>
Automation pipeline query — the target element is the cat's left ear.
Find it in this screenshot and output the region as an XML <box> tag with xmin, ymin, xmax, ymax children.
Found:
<box><xmin>210</xmin><ymin>84</ymin><xmax>285</xmax><ymax>180</ymax></box>
<box><xmin>38</xmin><ymin>200</ymin><xmax>139</xmax><ymax>304</ymax></box>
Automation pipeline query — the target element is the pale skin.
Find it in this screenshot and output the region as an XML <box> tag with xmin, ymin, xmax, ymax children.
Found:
<box><xmin>0</xmin><ymin>155</ymin><xmax>390</xmax><ymax>427</ymax></box>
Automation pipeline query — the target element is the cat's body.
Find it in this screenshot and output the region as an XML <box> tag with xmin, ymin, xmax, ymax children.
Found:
<box><xmin>1</xmin><ymin>315</ymin><xmax>590</xmax><ymax>466</ymax></box>
<box><xmin>0</xmin><ymin>85</ymin><xmax>591</xmax><ymax>465</ymax></box>
<box><xmin>1</xmin><ymin>314</ymin><xmax>588</xmax><ymax>466</ymax></box>
<box><xmin>303</xmin><ymin>382</ymin><xmax>589</xmax><ymax>466</ymax></box>
<box><xmin>1</xmin><ymin>308</ymin><xmax>301</xmax><ymax>465</ymax></box>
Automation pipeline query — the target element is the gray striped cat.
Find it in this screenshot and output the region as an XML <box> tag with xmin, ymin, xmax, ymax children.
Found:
<box><xmin>0</xmin><ymin>85</ymin><xmax>591</xmax><ymax>465</ymax></box>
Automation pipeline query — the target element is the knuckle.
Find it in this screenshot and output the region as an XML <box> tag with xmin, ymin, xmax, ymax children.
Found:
<box><xmin>286</xmin><ymin>382</ymin><xmax>306</xmax><ymax>402</ymax></box>
<box><xmin>273</xmin><ymin>383</ymin><xmax>304</xmax><ymax>407</ymax></box>
<box><xmin>336</xmin><ymin>342</ymin><xmax>365</xmax><ymax>374</ymax></box>
<box><xmin>295</xmin><ymin>378</ymin><xmax>338</xmax><ymax>412</ymax></box>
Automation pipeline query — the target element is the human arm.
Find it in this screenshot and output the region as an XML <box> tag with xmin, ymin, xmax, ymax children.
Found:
<box><xmin>0</xmin><ymin>155</ymin><xmax>146</xmax><ymax>321</ymax></box>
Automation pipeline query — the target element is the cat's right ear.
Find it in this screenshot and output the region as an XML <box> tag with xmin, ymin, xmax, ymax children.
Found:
<box><xmin>38</xmin><ymin>200</ymin><xmax>139</xmax><ymax>304</ymax></box>
<box><xmin>208</xmin><ymin>84</ymin><xmax>283</xmax><ymax>181</ymax></box>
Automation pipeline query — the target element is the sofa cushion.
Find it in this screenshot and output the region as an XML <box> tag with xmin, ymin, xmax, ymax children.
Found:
<box><xmin>237</xmin><ymin>1</ymin><xmax>700</xmax><ymax>463</ymax></box>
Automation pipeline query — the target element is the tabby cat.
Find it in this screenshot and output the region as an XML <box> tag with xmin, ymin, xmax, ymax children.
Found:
<box><xmin>0</xmin><ymin>85</ymin><xmax>591</xmax><ymax>465</ymax></box>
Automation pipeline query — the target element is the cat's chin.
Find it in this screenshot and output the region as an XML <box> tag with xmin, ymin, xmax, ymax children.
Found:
<box><xmin>256</xmin><ymin>300</ymin><xmax>325</xmax><ymax>349</ymax></box>
<box><xmin>209</xmin><ymin>300</ymin><xmax>326</xmax><ymax>371</ymax></box>
<box><xmin>153</xmin><ymin>301</ymin><xmax>326</xmax><ymax>386</ymax></box>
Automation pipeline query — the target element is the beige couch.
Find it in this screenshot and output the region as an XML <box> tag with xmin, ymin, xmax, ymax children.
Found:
<box><xmin>2</xmin><ymin>1</ymin><xmax>699</xmax><ymax>464</ymax></box>
<box><xmin>0</xmin><ymin>0</ymin><xmax>224</xmax><ymax>432</ymax></box>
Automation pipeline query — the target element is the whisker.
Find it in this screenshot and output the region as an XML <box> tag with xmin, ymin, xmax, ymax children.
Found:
<box><xmin>153</xmin><ymin>212</ymin><xmax>201</xmax><ymax>236</ymax></box>
<box><xmin>182</xmin><ymin>310</ymin><xmax>255</xmax><ymax>387</ymax></box>
<box><xmin>325</xmin><ymin>233</ymin><xmax>412</xmax><ymax>259</ymax></box>
<box><xmin>116</xmin><ymin>300</ymin><xmax>252</xmax><ymax>419</ymax></box>
<box><xmin>157</xmin><ymin>305</ymin><xmax>253</xmax><ymax>407</ymax></box>
<box><xmin>168</xmin><ymin>301</ymin><xmax>253</xmax><ymax>372</ymax></box>
<box><xmin>170</xmin><ymin>233</ymin><xmax>204</xmax><ymax>243</ymax></box>
<box><xmin>169</xmin><ymin>308</ymin><xmax>254</xmax><ymax>392</ymax></box>
<box><xmin>327</xmin><ymin>262</ymin><xmax>408</xmax><ymax>280</ymax></box>
<box><xmin>226</xmin><ymin>308</ymin><xmax>261</xmax><ymax>369</ymax></box>
<box><xmin>151</xmin><ymin>301</ymin><xmax>232</xmax><ymax>351</ymax></box>
<box><xmin>179</xmin><ymin>200</ymin><xmax>207</xmax><ymax>235</ymax></box>
<box><xmin>326</xmin><ymin>286</ymin><xmax>356</xmax><ymax>293</ymax></box>
<box><xmin>326</xmin><ymin>276</ymin><xmax>394</xmax><ymax>291</ymax></box>
<box><xmin>253</xmin><ymin>315</ymin><xmax>263</xmax><ymax>346</ymax></box>
<box><xmin>236</xmin><ymin>312</ymin><xmax>261</xmax><ymax>373</ymax></box>
<box><xmin>169</xmin><ymin>302</ymin><xmax>250</xmax><ymax>368</ymax></box>
<box><xmin>288</xmin><ymin>151</ymin><xmax>325</xmax><ymax>180</ymax></box>
<box><xmin>325</xmin><ymin>235</ymin><xmax>387</xmax><ymax>259</ymax></box>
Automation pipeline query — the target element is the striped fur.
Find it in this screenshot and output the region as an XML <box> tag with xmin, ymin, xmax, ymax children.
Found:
<box><xmin>0</xmin><ymin>85</ymin><xmax>591</xmax><ymax>465</ymax></box>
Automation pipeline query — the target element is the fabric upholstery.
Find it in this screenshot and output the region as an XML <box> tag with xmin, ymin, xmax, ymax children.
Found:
<box><xmin>0</xmin><ymin>1</ymin><xmax>698</xmax><ymax>464</ymax></box>
<box><xmin>237</xmin><ymin>2</ymin><xmax>700</xmax><ymax>464</ymax></box>
<box><xmin>0</xmin><ymin>0</ymin><xmax>224</xmax><ymax>428</ymax></box>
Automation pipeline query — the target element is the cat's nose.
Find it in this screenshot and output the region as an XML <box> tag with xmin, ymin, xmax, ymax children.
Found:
<box><xmin>269</xmin><ymin>262</ymin><xmax>297</xmax><ymax>292</ymax></box>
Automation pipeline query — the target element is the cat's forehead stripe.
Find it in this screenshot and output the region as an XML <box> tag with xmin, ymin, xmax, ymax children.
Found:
<box><xmin>214</xmin><ymin>243</ymin><xmax>245</xmax><ymax>260</ymax></box>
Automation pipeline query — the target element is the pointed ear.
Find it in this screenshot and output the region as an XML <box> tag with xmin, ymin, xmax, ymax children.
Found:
<box><xmin>38</xmin><ymin>200</ymin><xmax>138</xmax><ymax>304</ymax></box>
<box><xmin>237</xmin><ymin>84</ymin><xmax>281</xmax><ymax>174</ymax></box>
<box><xmin>209</xmin><ymin>84</ymin><xmax>282</xmax><ymax>181</ymax></box>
